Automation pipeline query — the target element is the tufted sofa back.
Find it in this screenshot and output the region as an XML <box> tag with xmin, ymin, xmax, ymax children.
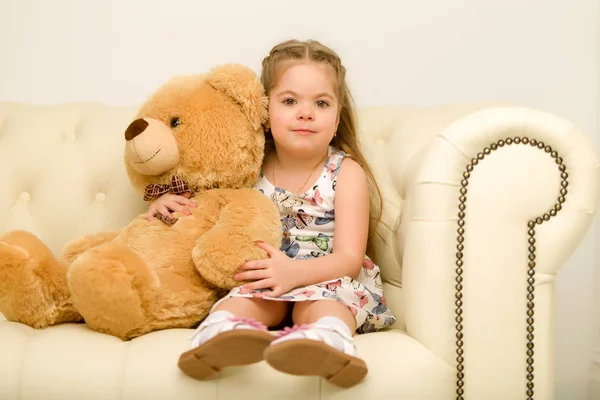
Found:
<box><xmin>0</xmin><ymin>103</ymin><xmax>146</xmax><ymax>255</ymax></box>
<box><xmin>0</xmin><ymin>101</ymin><xmax>497</xmax><ymax>327</ymax></box>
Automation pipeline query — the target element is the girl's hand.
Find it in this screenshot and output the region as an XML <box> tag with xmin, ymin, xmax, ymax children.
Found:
<box><xmin>234</xmin><ymin>241</ymin><xmax>300</xmax><ymax>298</ymax></box>
<box><xmin>146</xmin><ymin>194</ymin><xmax>197</xmax><ymax>221</ymax></box>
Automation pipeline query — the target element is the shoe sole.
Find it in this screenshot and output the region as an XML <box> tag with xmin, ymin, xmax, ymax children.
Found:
<box><xmin>264</xmin><ymin>339</ymin><xmax>368</xmax><ymax>388</ymax></box>
<box><xmin>178</xmin><ymin>329</ymin><xmax>275</xmax><ymax>380</ymax></box>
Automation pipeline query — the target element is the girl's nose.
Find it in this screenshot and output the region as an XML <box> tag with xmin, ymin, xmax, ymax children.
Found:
<box><xmin>297</xmin><ymin>107</ymin><xmax>314</xmax><ymax>120</ymax></box>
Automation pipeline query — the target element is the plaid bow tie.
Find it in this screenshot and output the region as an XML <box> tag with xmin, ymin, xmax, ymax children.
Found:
<box><xmin>144</xmin><ymin>175</ymin><xmax>194</xmax><ymax>226</ymax></box>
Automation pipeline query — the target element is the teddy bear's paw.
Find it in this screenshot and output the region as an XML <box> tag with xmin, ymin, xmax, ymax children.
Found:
<box><xmin>0</xmin><ymin>239</ymin><xmax>31</xmax><ymax>318</ymax></box>
<box><xmin>67</xmin><ymin>241</ymin><xmax>160</xmax><ymax>340</ymax></box>
<box><xmin>191</xmin><ymin>188</ymin><xmax>283</xmax><ymax>290</ymax></box>
<box><xmin>193</xmin><ymin>238</ymin><xmax>272</xmax><ymax>290</ymax></box>
<box><xmin>192</xmin><ymin>243</ymin><xmax>241</xmax><ymax>290</ymax></box>
<box><xmin>0</xmin><ymin>231</ymin><xmax>81</xmax><ymax>327</ymax></box>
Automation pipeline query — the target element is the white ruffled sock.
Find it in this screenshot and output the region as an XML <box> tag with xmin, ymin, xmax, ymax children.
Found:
<box><xmin>189</xmin><ymin>310</ymin><xmax>266</xmax><ymax>349</ymax></box>
<box><xmin>272</xmin><ymin>316</ymin><xmax>356</xmax><ymax>355</ymax></box>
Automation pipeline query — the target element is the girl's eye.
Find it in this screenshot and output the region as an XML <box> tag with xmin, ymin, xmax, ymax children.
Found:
<box><xmin>316</xmin><ymin>100</ymin><xmax>329</xmax><ymax>108</ymax></box>
<box><xmin>283</xmin><ymin>98</ymin><xmax>296</xmax><ymax>105</ymax></box>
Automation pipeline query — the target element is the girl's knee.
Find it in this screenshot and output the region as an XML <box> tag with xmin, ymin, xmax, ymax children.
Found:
<box><xmin>254</xmin><ymin>297</ymin><xmax>288</xmax><ymax>312</ymax></box>
<box><xmin>213</xmin><ymin>297</ymin><xmax>289</xmax><ymax>327</ymax></box>
<box><xmin>292</xmin><ymin>300</ymin><xmax>355</xmax><ymax>328</ymax></box>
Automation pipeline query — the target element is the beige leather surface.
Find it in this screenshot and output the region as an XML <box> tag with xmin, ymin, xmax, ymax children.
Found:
<box><xmin>1</xmin><ymin>102</ymin><xmax>598</xmax><ymax>399</ymax></box>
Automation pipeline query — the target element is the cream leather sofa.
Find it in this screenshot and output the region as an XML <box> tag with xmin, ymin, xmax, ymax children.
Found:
<box><xmin>0</xmin><ymin>101</ymin><xmax>598</xmax><ymax>400</ymax></box>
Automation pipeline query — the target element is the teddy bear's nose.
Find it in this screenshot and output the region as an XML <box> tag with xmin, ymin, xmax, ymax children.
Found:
<box><xmin>125</xmin><ymin>119</ymin><xmax>149</xmax><ymax>141</ymax></box>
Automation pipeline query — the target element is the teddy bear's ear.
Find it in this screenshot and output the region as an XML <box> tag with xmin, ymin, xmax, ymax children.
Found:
<box><xmin>206</xmin><ymin>64</ymin><xmax>268</xmax><ymax>131</ymax></box>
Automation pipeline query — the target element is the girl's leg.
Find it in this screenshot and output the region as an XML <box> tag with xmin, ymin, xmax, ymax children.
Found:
<box><xmin>178</xmin><ymin>297</ymin><xmax>288</xmax><ymax>380</ymax></box>
<box><xmin>264</xmin><ymin>300</ymin><xmax>367</xmax><ymax>388</ymax></box>
<box><xmin>292</xmin><ymin>299</ymin><xmax>356</xmax><ymax>331</ymax></box>
<box><xmin>212</xmin><ymin>297</ymin><xmax>289</xmax><ymax>327</ymax></box>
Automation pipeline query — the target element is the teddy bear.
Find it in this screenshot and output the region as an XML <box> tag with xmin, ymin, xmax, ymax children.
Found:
<box><xmin>0</xmin><ymin>64</ymin><xmax>282</xmax><ymax>340</ymax></box>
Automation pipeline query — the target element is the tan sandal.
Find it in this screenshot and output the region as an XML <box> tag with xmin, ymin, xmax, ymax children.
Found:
<box><xmin>264</xmin><ymin>323</ymin><xmax>368</xmax><ymax>388</ymax></box>
<box><xmin>178</xmin><ymin>316</ymin><xmax>275</xmax><ymax>380</ymax></box>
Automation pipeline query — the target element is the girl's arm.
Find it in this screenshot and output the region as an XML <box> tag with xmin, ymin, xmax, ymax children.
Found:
<box><xmin>236</xmin><ymin>158</ymin><xmax>370</xmax><ymax>296</ymax></box>
<box><xmin>293</xmin><ymin>157</ymin><xmax>369</xmax><ymax>283</ymax></box>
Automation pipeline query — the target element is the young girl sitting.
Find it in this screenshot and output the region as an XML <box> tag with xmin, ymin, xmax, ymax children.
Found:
<box><xmin>147</xmin><ymin>39</ymin><xmax>396</xmax><ymax>388</ymax></box>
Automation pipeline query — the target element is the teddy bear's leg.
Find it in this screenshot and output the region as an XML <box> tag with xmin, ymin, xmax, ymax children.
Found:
<box><xmin>0</xmin><ymin>231</ymin><xmax>82</xmax><ymax>327</ymax></box>
<box><xmin>68</xmin><ymin>241</ymin><xmax>218</xmax><ymax>340</ymax></box>
<box><xmin>67</xmin><ymin>241</ymin><xmax>155</xmax><ymax>339</ymax></box>
<box><xmin>60</xmin><ymin>231</ymin><xmax>120</xmax><ymax>265</ymax></box>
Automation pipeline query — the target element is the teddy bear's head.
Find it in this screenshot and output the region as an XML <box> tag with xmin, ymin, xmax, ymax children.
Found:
<box><xmin>123</xmin><ymin>64</ymin><xmax>268</xmax><ymax>196</ymax></box>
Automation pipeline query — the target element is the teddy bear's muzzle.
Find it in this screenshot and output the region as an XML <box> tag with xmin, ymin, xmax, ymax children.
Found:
<box><xmin>124</xmin><ymin>118</ymin><xmax>181</xmax><ymax>176</ymax></box>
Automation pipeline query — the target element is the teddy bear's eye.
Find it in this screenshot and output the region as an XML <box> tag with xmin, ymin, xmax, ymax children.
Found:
<box><xmin>170</xmin><ymin>117</ymin><xmax>181</xmax><ymax>128</ymax></box>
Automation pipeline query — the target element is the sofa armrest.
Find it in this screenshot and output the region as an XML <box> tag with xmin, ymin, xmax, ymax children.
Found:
<box><xmin>401</xmin><ymin>106</ymin><xmax>600</xmax><ymax>399</ymax></box>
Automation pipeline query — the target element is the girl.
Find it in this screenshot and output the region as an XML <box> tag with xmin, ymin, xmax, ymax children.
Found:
<box><xmin>148</xmin><ymin>39</ymin><xmax>396</xmax><ymax>388</ymax></box>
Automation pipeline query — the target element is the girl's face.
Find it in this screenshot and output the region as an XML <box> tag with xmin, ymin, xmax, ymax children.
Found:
<box><xmin>268</xmin><ymin>61</ymin><xmax>340</xmax><ymax>158</ymax></box>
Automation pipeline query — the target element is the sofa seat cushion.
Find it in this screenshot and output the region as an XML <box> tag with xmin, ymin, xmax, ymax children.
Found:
<box><xmin>0</xmin><ymin>321</ymin><xmax>453</xmax><ymax>400</ymax></box>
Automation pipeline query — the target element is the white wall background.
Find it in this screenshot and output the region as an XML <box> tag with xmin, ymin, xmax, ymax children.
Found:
<box><xmin>0</xmin><ymin>0</ymin><xmax>598</xmax><ymax>398</ymax></box>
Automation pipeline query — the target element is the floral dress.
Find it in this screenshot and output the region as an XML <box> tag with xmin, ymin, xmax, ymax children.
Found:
<box><xmin>212</xmin><ymin>146</ymin><xmax>396</xmax><ymax>334</ymax></box>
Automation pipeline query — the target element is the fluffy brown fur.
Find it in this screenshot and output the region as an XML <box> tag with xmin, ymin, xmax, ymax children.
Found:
<box><xmin>0</xmin><ymin>64</ymin><xmax>282</xmax><ymax>340</ymax></box>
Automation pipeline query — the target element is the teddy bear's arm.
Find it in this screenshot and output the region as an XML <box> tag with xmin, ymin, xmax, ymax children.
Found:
<box><xmin>60</xmin><ymin>231</ymin><xmax>120</xmax><ymax>265</ymax></box>
<box><xmin>192</xmin><ymin>188</ymin><xmax>282</xmax><ymax>290</ymax></box>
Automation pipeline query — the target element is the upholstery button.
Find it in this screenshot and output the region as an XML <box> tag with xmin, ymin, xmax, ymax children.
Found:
<box><xmin>20</xmin><ymin>192</ymin><xmax>30</xmax><ymax>202</ymax></box>
<box><xmin>62</xmin><ymin>131</ymin><xmax>76</xmax><ymax>141</ymax></box>
<box><xmin>96</xmin><ymin>193</ymin><xmax>106</xmax><ymax>202</ymax></box>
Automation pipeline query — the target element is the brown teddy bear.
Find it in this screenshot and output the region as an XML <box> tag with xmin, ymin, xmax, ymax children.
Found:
<box><xmin>0</xmin><ymin>64</ymin><xmax>282</xmax><ymax>340</ymax></box>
